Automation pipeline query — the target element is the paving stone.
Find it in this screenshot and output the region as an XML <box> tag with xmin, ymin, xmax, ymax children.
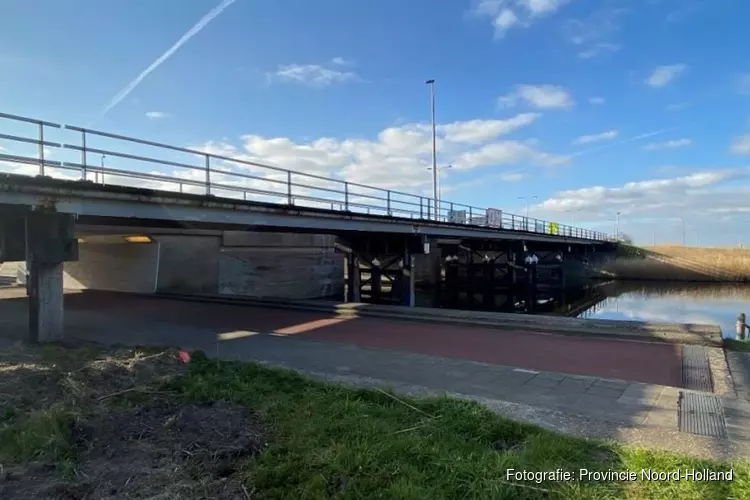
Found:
<box><xmin>558</xmin><ymin>378</ymin><xmax>593</xmax><ymax>391</ymax></box>
<box><xmin>524</xmin><ymin>375</ymin><xmax>563</xmax><ymax>388</ymax></box>
<box><xmin>585</xmin><ymin>385</ymin><xmax>626</xmax><ymax>399</ymax></box>
<box><xmin>497</xmin><ymin>370</ymin><xmax>538</xmax><ymax>387</ymax></box>
<box><xmin>592</xmin><ymin>379</ymin><xmax>630</xmax><ymax>392</ymax></box>
<box><xmin>531</xmin><ymin>372</ymin><xmax>566</xmax><ymax>382</ymax></box>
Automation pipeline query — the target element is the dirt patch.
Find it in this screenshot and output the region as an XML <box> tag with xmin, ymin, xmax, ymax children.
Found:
<box><xmin>0</xmin><ymin>341</ymin><xmax>184</xmax><ymax>420</ymax></box>
<box><xmin>2</xmin><ymin>400</ymin><xmax>265</xmax><ymax>499</ymax></box>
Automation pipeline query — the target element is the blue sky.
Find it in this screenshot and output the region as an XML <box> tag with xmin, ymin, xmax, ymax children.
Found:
<box><xmin>2</xmin><ymin>0</ymin><xmax>750</xmax><ymax>244</ymax></box>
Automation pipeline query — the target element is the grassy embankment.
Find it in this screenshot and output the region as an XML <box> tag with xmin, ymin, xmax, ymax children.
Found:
<box><xmin>1</xmin><ymin>343</ymin><xmax>749</xmax><ymax>499</ymax></box>
<box><xmin>602</xmin><ymin>244</ymin><xmax>750</xmax><ymax>282</ymax></box>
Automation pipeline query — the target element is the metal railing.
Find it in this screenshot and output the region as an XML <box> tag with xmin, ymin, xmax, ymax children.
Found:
<box><xmin>0</xmin><ymin>111</ymin><xmax>609</xmax><ymax>241</ymax></box>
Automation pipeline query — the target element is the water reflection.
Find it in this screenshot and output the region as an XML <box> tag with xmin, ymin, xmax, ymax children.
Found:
<box><xmin>576</xmin><ymin>281</ymin><xmax>750</xmax><ymax>339</ymax></box>
<box><xmin>413</xmin><ymin>280</ymin><xmax>749</xmax><ymax>339</ymax></box>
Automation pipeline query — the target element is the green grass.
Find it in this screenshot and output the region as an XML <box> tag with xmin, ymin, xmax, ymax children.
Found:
<box><xmin>0</xmin><ymin>406</ymin><xmax>76</xmax><ymax>475</ymax></box>
<box><xmin>171</xmin><ymin>352</ymin><xmax>750</xmax><ymax>499</ymax></box>
<box><xmin>3</xmin><ymin>346</ymin><xmax>750</xmax><ymax>499</ymax></box>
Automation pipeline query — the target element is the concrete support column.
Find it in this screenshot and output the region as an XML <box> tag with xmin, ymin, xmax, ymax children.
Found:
<box><xmin>28</xmin><ymin>258</ymin><xmax>64</xmax><ymax>343</ymax></box>
<box><xmin>346</xmin><ymin>254</ymin><xmax>361</xmax><ymax>302</ymax></box>
<box><xmin>24</xmin><ymin>212</ymin><xmax>77</xmax><ymax>343</ymax></box>
<box><xmin>400</xmin><ymin>254</ymin><xmax>415</xmax><ymax>307</ymax></box>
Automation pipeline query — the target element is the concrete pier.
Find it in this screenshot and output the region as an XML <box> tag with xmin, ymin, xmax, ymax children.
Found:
<box><xmin>28</xmin><ymin>260</ymin><xmax>64</xmax><ymax>343</ymax></box>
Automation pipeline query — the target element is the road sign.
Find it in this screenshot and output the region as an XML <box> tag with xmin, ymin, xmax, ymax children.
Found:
<box><xmin>486</xmin><ymin>208</ymin><xmax>502</xmax><ymax>228</ymax></box>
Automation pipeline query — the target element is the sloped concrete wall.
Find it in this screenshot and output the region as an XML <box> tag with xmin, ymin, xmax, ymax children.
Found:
<box><xmin>30</xmin><ymin>231</ymin><xmax>344</xmax><ymax>299</ymax></box>
<box><xmin>64</xmin><ymin>243</ymin><xmax>159</xmax><ymax>293</ymax></box>
<box><xmin>156</xmin><ymin>235</ymin><xmax>220</xmax><ymax>293</ymax></box>
<box><xmin>219</xmin><ymin>232</ymin><xmax>344</xmax><ymax>299</ymax></box>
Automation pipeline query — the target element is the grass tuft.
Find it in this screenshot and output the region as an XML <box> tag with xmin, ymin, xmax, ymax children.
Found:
<box><xmin>0</xmin><ymin>406</ymin><xmax>75</xmax><ymax>464</ymax></box>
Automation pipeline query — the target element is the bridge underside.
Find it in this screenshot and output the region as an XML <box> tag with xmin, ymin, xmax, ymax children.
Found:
<box><xmin>0</xmin><ymin>175</ymin><xmax>614</xmax><ymax>343</ymax></box>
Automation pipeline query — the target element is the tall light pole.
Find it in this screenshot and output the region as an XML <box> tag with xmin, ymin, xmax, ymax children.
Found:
<box><xmin>426</xmin><ymin>79</ymin><xmax>437</xmax><ymax>220</ymax></box>
<box><xmin>426</xmin><ymin>164</ymin><xmax>452</xmax><ymax>210</ymax></box>
<box><xmin>615</xmin><ymin>211</ymin><xmax>620</xmax><ymax>240</ymax></box>
<box><xmin>518</xmin><ymin>196</ymin><xmax>537</xmax><ymax>231</ymax></box>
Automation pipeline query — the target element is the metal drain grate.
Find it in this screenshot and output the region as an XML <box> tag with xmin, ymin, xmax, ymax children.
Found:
<box><xmin>678</xmin><ymin>391</ymin><xmax>727</xmax><ymax>438</ymax></box>
<box><xmin>681</xmin><ymin>345</ymin><xmax>713</xmax><ymax>392</ymax></box>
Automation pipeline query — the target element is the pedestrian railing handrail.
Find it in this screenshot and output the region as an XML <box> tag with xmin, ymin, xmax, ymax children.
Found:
<box><xmin>0</xmin><ymin>111</ymin><xmax>609</xmax><ymax>241</ymax></box>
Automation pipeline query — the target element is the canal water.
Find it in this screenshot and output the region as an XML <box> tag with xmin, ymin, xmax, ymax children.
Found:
<box><xmin>577</xmin><ymin>281</ymin><xmax>750</xmax><ymax>340</ymax></box>
<box><xmin>415</xmin><ymin>280</ymin><xmax>750</xmax><ymax>339</ymax></box>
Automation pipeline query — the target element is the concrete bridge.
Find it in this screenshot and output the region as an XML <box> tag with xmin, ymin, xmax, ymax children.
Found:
<box><xmin>0</xmin><ymin>111</ymin><xmax>613</xmax><ymax>342</ymax></box>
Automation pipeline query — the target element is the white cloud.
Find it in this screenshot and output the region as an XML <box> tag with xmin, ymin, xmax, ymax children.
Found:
<box><xmin>530</xmin><ymin>167</ymin><xmax>750</xmax><ymax>244</ymax></box>
<box><xmin>145</xmin><ymin>111</ymin><xmax>171</xmax><ymax>120</ymax></box>
<box><xmin>643</xmin><ymin>138</ymin><xmax>692</xmax><ymax>150</ymax></box>
<box><xmin>438</xmin><ymin>113</ymin><xmax>540</xmax><ymax>143</ymax></box>
<box><xmin>187</xmin><ymin>113</ymin><xmax>558</xmax><ymax>193</ymax></box>
<box><xmin>577</xmin><ymin>42</ymin><xmax>621</xmax><ymax>59</ymax></box>
<box><xmin>330</xmin><ymin>56</ymin><xmax>352</xmax><ymax>66</ymax></box>
<box><xmin>493</xmin><ymin>8</ymin><xmax>519</xmax><ymax>33</ymax></box>
<box><xmin>646</xmin><ymin>64</ymin><xmax>688</xmax><ymax>88</ymax></box>
<box><xmin>498</xmin><ymin>171</ymin><xmax>528</xmax><ymax>182</ymax></box>
<box><xmin>731</xmin><ymin>135</ymin><xmax>750</xmax><ymax>155</ymax></box>
<box><xmin>563</xmin><ymin>8</ymin><xmax>626</xmax><ymax>59</ymax></box>
<box><xmin>537</xmin><ymin>169</ymin><xmax>749</xmax><ymax>214</ymax></box>
<box><xmin>588</xmin><ymin>97</ymin><xmax>605</xmax><ymax>105</ymax></box>
<box><xmin>520</xmin><ymin>0</ymin><xmax>571</xmax><ymax>16</ymax></box>
<box><xmin>498</xmin><ymin>84</ymin><xmax>574</xmax><ymax>109</ymax></box>
<box><xmin>269</xmin><ymin>63</ymin><xmax>361</xmax><ymax>87</ymax></box>
<box><xmin>665</xmin><ymin>102</ymin><xmax>689</xmax><ymax>111</ymax></box>
<box><xmin>456</xmin><ymin>141</ymin><xmax>569</xmax><ymax>169</ymax></box>
<box><xmin>473</xmin><ymin>0</ymin><xmax>572</xmax><ymax>38</ymax></box>
<box><xmin>572</xmin><ymin>130</ymin><xmax>618</xmax><ymax>145</ymax></box>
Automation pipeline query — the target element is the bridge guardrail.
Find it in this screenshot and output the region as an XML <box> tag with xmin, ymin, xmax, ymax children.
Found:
<box><xmin>0</xmin><ymin>111</ymin><xmax>609</xmax><ymax>241</ymax></box>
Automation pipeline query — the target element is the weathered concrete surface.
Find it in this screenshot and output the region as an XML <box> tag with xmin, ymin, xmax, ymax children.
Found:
<box><xmin>12</xmin><ymin>231</ymin><xmax>345</xmax><ymax>300</ymax></box>
<box><xmin>64</xmin><ymin>243</ymin><xmax>160</xmax><ymax>293</ymax></box>
<box><xmin>218</xmin><ymin>232</ymin><xmax>343</xmax><ymax>299</ymax></box>
<box><xmin>28</xmin><ymin>262</ymin><xmax>63</xmax><ymax>343</ymax></box>
<box><xmin>156</xmin><ymin>235</ymin><xmax>220</xmax><ymax>293</ymax></box>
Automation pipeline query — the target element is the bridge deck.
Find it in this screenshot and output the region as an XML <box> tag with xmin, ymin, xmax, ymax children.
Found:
<box><xmin>0</xmin><ymin>173</ymin><xmax>607</xmax><ymax>244</ymax></box>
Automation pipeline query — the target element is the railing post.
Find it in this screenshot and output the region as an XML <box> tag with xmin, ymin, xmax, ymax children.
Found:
<box><xmin>468</xmin><ymin>207</ymin><xmax>472</xmax><ymax>225</ymax></box>
<box><xmin>287</xmin><ymin>171</ymin><xmax>293</xmax><ymax>205</ymax></box>
<box><xmin>344</xmin><ymin>182</ymin><xmax>349</xmax><ymax>211</ymax></box>
<box><xmin>205</xmin><ymin>154</ymin><xmax>211</xmax><ymax>195</ymax></box>
<box><xmin>38</xmin><ymin>124</ymin><xmax>45</xmax><ymax>176</ymax></box>
<box><xmin>387</xmin><ymin>190</ymin><xmax>391</xmax><ymax>215</ymax></box>
<box><xmin>419</xmin><ymin>197</ymin><xmax>423</xmax><ymax>218</ymax></box>
<box><xmin>81</xmin><ymin>130</ymin><xmax>87</xmax><ymax>181</ymax></box>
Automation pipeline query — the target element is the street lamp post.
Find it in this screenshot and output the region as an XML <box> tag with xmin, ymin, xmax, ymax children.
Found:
<box><xmin>518</xmin><ymin>196</ymin><xmax>537</xmax><ymax>231</ymax></box>
<box><xmin>425</xmin><ymin>79</ymin><xmax>437</xmax><ymax>220</ymax></box>
<box><xmin>427</xmin><ymin>164</ymin><xmax>452</xmax><ymax>217</ymax></box>
<box><xmin>615</xmin><ymin>211</ymin><xmax>620</xmax><ymax>240</ymax></box>
<box><xmin>99</xmin><ymin>154</ymin><xmax>106</xmax><ymax>184</ymax></box>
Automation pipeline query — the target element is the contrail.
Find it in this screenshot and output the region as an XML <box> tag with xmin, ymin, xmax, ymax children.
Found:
<box><xmin>96</xmin><ymin>0</ymin><xmax>238</xmax><ymax>120</ymax></box>
<box><xmin>571</xmin><ymin>124</ymin><xmax>686</xmax><ymax>158</ymax></box>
